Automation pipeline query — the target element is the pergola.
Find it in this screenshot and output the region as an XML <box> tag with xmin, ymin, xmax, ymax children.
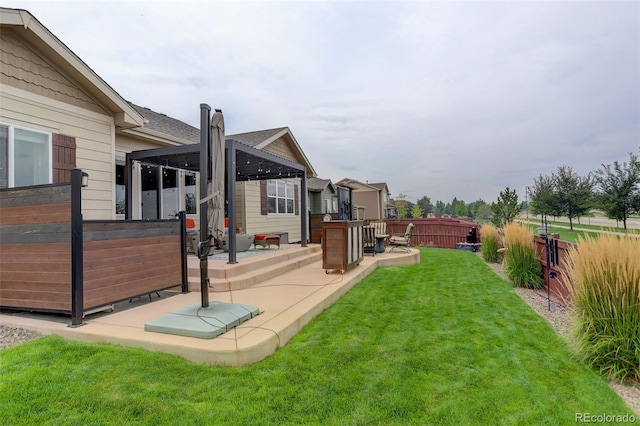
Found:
<box><xmin>124</xmin><ymin>105</ymin><xmax>308</xmax><ymax>266</ymax></box>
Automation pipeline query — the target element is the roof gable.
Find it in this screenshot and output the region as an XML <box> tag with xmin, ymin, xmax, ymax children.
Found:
<box><xmin>307</xmin><ymin>177</ymin><xmax>336</xmax><ymax>193</ymax></box>
<box><xmin>336</xmin><ymin>178</ymin><xmax>380</xmax><ymax>192</ymax></box>
<box><xmin>368</xmin><ymin>182</ymin><xmax>390</xmax><ymax>193</ymax></box>
<box><xmin>0</xmin><ymin>7</ymin><xmax>143</xmax><ymax>128</ymax></box>
<box><xmin>229</xmin><ymin>127</ymin><xmax>317</xmax><ymax>178</ymax></box>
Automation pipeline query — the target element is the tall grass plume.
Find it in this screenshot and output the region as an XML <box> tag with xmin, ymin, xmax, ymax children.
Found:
<box><xmin>502</xmin><ymin>222</ymin><xmax>543</xmax><ymax>288</ymax></box>
<box><xmin>480</xmin><ymin>224</ymin><xmax>502</xmax><ymax>263</ymax></box>
<box><xmin>564</xmin><ymin>233</ymin><xmax>640</xmax><ymax>382</ymax></box>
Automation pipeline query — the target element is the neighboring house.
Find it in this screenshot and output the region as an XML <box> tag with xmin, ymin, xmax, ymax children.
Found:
<box><xmin>307</xmin><ymin>177</ymin><xmax>337</xmax><ymax>214</ymax></box>
<box><xmin>1</xmin><ymin>8</ymin><xmax>317</xmax><ymax>243</ymax></box>
<box><xmin>335</xmin><ymin>178</ymin><xmax>393</xmax><ymax>220</ymax></box>
<box><xmin>229</xmin><ymin>127</ymin><xmax>317</xmax><ymax>242</ymax></box>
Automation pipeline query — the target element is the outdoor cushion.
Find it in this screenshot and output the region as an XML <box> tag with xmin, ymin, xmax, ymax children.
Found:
<box><xmin>254</xmin><ymin>234</ymin><xmax>281</xmax><ymax>249</ymax></box>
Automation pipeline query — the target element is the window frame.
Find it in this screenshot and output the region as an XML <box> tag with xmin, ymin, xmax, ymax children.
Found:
<box><xmin>267</xmin><ymin>179</ymin><xmax>295</xmax><ymax>215</ymax></box>
<box><xmin>0</xmin><ymin>123</ymin><xmax>52</xmax><ymax>188</ymax></box>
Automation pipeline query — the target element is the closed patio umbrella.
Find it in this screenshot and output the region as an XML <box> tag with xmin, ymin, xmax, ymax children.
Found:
<box><xmin>209</xmin><ymin>109</ymin><xmax>225</xmax><ymax>245</ymax></box>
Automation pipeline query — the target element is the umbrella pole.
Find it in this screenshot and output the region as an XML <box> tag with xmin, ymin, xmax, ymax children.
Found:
<box><xmin>199</xmin><ymin>103</ymin><xmax>211</xmax><ymax>308</ymax></box>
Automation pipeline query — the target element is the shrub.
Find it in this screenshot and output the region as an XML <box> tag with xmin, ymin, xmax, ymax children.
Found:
<box><xmin>502</xmin><ymin>222</ymin><xmax>543</xmax><ymax>288</ymax></box>
<box><xmin>480</xmin><ymin>224</ymin><xmax>501</xmax><ymax>263</ymax></box>
<box><xmin>564</xmin><ymin>233</ymin><xmax>640</xmax><ymax>382</ymax></box>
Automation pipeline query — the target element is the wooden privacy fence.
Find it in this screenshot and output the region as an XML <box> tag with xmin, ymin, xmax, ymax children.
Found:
<box><xmin>533</xmin><ymin>235</ymin><xmax>574</xmax><ymax>304</ymax></box>
<box><xmin>384</xmin><ymin>218</ymin><xmax>479</xmax><ymax>249</ymax></box>
<box><xmin>0</xmin><ymin>170</ymin><xmax>187</xmax><ymax>325</ymax></box>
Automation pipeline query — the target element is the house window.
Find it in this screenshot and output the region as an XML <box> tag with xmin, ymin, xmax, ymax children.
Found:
<box><xmin>184</xmin><ymin>172</ymin><xmax>197</xmax><ymax>214</ymax></box>
<box><xmin>115</xmin><ymin>163</ymin><xmax>125</xmax><ymax>214</ymax></box>
<box><xmin>324</xmin><ymin>198</ymin><xmax>331</xmax><ymax>214</ymax></box>
<box><xmin>0</xmin><ymin>124</ymin><xmax>51</xmax><ymax>188</ymax></box>
<box><xmin>267</xmin><ymin>180</ymin><xmax>295</xmax><ymax>214</ymax></box>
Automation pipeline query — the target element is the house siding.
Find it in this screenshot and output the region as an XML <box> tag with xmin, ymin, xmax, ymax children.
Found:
<box><xmin>262</xmin><ymin>138</ymin><xmax>299</xmax><ymax>163</ymax></box>
<box><xmin>309</xmin><ymin>192</ymin><xmax>321</xmax><ymax>214</ymax></box>
<box><xmin>353</xmin><ymin>191</ymin><xmax>381</xmax><ymax>220</ymax></box>
<box><xmin>1</xmin><ymin>84</ymin><xmax>115</xmax><ymax>220</ymax></box>
<box><xmin>243</xmin><ymin>180</ymin><xmax>302</xmax><ymax>242</ymax></box>
<box><xmin>0</xmin><ymin>28</ymin><xmax>106</xmax><ymax>115</ymax></box>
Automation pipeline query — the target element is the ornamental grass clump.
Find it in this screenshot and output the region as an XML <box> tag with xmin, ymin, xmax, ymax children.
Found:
<box><xmin>564</xmin><ymin>233</ymin><xmax>640</xmax><ymax>382</ymax></box>
<box><xmin>480</xmin><ymin>224</ymin><xmax>501</xmax><ymax>263</ymax></box>
<box><xmin>502</xmin><ymin>221</ymin><xmax>543</xmax><ymax>288</ymax></box>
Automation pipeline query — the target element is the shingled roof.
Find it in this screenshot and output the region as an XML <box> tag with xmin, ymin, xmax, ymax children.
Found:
<box><xmin>130</xmin><ymin>103</ymin><xmax>200</xmax><ymax>143</ymax></box>
<box><xmin>307</xmin><ymin>177</ymin><xmax>334</xmax><ymax>192</ymax></box>
<box><xmin>228</xmin><ymin>127</ymin><xmax>288</xmax><ymax>147</ymax></box>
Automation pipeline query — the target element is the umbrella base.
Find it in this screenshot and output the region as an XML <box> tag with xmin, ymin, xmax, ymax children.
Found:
<box><xmin>144</xmin><ymin>301</ymin><xmax>260</xmax><ymax>339</ymax></box>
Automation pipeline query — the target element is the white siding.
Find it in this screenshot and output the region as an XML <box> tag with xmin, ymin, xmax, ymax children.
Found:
<box><xmin>1</xmin><ymin>84</ymin><xmax>115</xmax><ymax>220</ymax></box>
<box><xmin>242</xmin><ymin>180</ymin><xmax>303</xmax><ymax>242</ymax></box>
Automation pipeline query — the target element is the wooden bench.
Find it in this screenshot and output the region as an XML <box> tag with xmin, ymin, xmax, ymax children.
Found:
<box><xmin>253</xmin><ymin>234</ymin><xmax>281</xmax><ymax>249</ymax></box>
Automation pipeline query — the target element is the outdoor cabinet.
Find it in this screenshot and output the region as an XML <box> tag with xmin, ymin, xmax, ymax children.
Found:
<box><xmin>322</xmin><ymin>220</ymin><xmax>364</xmax><ymax>274</ymax></box>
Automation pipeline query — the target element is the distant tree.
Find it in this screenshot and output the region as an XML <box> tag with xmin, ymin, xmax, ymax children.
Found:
<box><xmin>552</xmin><ymin>165</ymin><xmax>594</xmax><ymax>230</ymax></box>
<box><xmin>529</xmin><ymin>174</ymin><xmax>562</xmax><ymax>219</ymax></box>
<box><xmin>491</xmin><ymin>187</ymin><xmax>520</xmax><ymax>226</ymax></box>
<box><xmin>396</xmin><ymin>193</ymin><xmax>408</xmax><ymax>219</ymax></box>
<box><xmin>470</xmin><ymin>199</ymin><xmax>491</xmax><ymax>222</ymax></box>
<box><xmin>416</xmin><ymin>196</ymin><xmax>433</xmax><ymax>217</ymax></box>
<box><xmin>444</xmin><ymin>202</ymin><xmax>453</xmax><ymax>216</ymax></box>
<box><xmin>434</xmin><ymin>200</ymin><xmax>445</xmax><ymax>218</ymax></box>
<box><xmin>410</xmin><ymin>204</ymin><xmax>424</xmax><ymax>219</ymax></box>
<box><xmin>454</xmin><ymin>200</ymin><xmax>468</xmax><ymax>217</ymax></box>
<box><xmin>593</xmin><ymin>153</ymin><xmax>640</xmax><ymax>230</ymax></box>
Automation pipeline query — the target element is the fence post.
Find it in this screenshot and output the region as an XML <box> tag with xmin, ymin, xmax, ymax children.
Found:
<box><xmin>178</xmin><ymin>211</ymin><xmax>188</xmax><ymax>293</ymax></box>
<box><xmin>70</xmin><ymin>169</ymin><xmax>85</xmax><ymax>326</ymax></box>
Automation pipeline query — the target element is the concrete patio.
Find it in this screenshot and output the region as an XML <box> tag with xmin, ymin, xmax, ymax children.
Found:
<box><xmin>0</xmin><ymin>245</ymin><xmax>419</xmax><ymax>366</ymax></box>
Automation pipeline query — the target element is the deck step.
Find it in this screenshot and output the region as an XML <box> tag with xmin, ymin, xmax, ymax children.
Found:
<box><xmin>187</xmin><ymin>245</ymin><xmax>322</xmax><ymax>292</ymax></box>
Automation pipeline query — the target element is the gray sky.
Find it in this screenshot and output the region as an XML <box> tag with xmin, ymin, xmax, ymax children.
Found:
<box><xmin>6</xmin><ymin>0</ymin><xmax>639</xmax><ymax>204</ymax></box>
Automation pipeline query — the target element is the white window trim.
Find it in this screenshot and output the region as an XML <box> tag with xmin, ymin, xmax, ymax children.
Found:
<box><xmin>1</xmin><ymin>122</ymin><xmax>52</xmax><ymax>188</ymax></box>
<box><xmin>267</xmin><ymin>179</ymin><xmax>295</xmax><ymax>215</ymax></box>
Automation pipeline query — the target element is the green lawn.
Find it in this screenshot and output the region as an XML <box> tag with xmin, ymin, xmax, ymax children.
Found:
<box><xmin>521</xmin><ymin>223</ymin><xmax>599</xmax><ymax>243</ymax></box>
<box><xmin>523</xmin><ymin>216</ymin><xmax>629</xmax><ymax>233</ymax></box>
<box><xmin>1</xmin><ymin>249</ymin><xmax>634</xmax><ymax>425</ymax></box>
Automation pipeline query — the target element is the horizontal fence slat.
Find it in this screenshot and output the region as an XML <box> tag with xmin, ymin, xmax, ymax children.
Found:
<box><xmin>0</xmin><ymin>203</ymin><xmax>71</xmax><ymax>226</ymax></box>
<box><xmin>0</xmin><ymin>298</ymin><xmax>71</xmax><ymax>311</ymax></box>
<box><xmin>0</xmin><ymin>183</ymin><xmax>71</xmax><ymax>207</ymax></box>
<box><xmin>84</xmin><ymin>262</ymin><xmax>181</xmax><ymax>290</ymax></box>
<box><xmin>0</xmin><ymin>223</ymin><xmax>72</xmax><ymax>244</ymax></box>
<box><xmin>83</xmin><ymin>220</ymin><xmax>181</xmax><ymax>242</ymax></box>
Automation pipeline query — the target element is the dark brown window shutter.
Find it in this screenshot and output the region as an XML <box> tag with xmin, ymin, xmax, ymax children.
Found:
<box><xmin>52</xmin><ymin>133</ymin><xmax>76</xmax><ymax>183</ymax></box>
<box><xmin>260</xmin><ymin>180</ymin><xmax>268</xmax><ymax>215</ymax></box>
<box><xmin>295</xmin><ymin>183</ymin><xmax>299</xmax><ymax>215</ymax></box>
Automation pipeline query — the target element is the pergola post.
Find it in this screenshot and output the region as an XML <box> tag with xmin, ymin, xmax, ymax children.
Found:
<box><xmin>301</xmin><ymin>169</ymin><xmax>307</xmax><ymax>247</ymax></box>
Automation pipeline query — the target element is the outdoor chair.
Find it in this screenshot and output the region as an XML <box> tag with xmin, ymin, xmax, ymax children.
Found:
<box><xmin>186</xmin><ymin>218</ymin><xmax>198</xmax><ymax>253</ymax></box>
<box><xmin>388</xmin><ymin>223</ymin><xmax>415</xmax><ymax>253</ymax></box>
<box><xmin>369</xmin><ymin>220</ymin><xmax>388</xmax><ymax>253</ymax></box>
<box><xmin>363</xmin><ymin>226</ymin><xmax>376</xmax><ymax>256</ymax></box>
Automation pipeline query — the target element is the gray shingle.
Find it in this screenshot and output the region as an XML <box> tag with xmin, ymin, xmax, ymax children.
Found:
<box><xmin>130</xmin><ymin>103</ymin><xmax>200</xmax><ymax>143</ymax></box>
<box><xmin>228</xmin><ymin>127</ymin><xmax>288</xmax><ymax>147</ymax></box>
